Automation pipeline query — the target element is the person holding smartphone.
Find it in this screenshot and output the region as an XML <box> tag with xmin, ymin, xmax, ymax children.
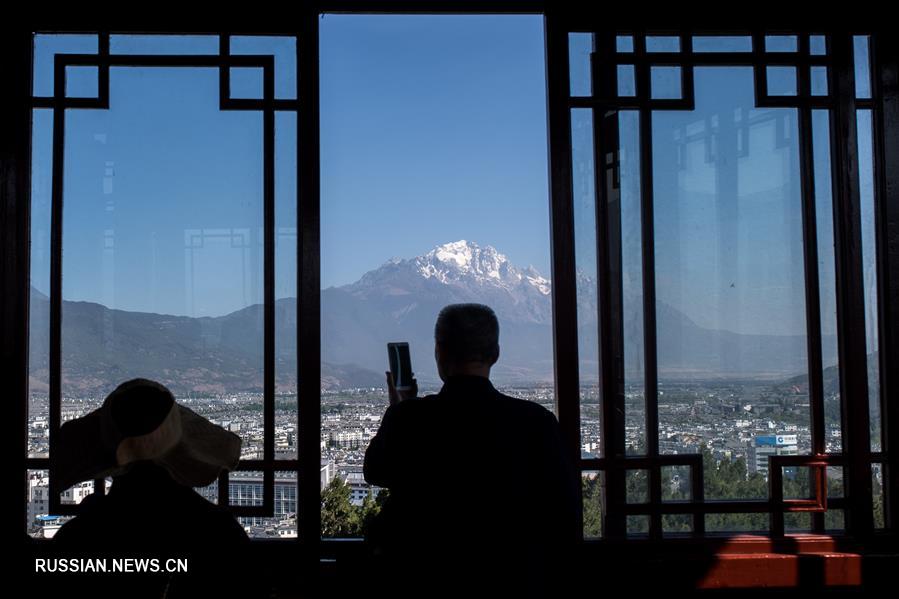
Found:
<box><xmin>364</xmin><ymin>304</ymin><xmax>579</xmax><ymax>597</ymax></box>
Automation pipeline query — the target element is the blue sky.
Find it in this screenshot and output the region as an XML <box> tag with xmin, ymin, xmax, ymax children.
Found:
<box><xmin>31</xmin><ymin>16</ymin><xmax>552</xmax><ymax>317</ymax></box>
<box><xmin>319</xmin><ymin>15</ymin><xmax>550</xmax><ymax>288</ymax></box>
<box><xmin>30</xmin><ymin>24</ymin><xmax>877</xmax><ymax>344</ymax></box>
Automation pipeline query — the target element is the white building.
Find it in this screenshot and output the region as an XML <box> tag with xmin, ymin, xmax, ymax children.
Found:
<box><xmin>343</xmin><ymin>471</ymin><xmax>382</xmax><ymax>506</ymax></box>
<box><xmin>750</xmin><ymin>434</ymin><xmax>798</xmax><ymax>479</ymax></box>
<box><xmin>26</xmin><ymin>475</ymin><xmax>110</xmax><ymax>538</ymax></box>
<box><xmin>321</xmin><ymin>459</ymin><xmax>335</xmax><ymax>489</ymax></box>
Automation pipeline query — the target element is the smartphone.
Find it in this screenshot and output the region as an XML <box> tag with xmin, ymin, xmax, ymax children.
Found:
<box><xmin>387</xmin><ymin>342</ymin><xmax>413</xmax><ymax>390</ymax></box>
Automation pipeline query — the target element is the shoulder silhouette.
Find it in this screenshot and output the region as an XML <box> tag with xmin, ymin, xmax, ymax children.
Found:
<box><xmin>364</xmin><ymin>305</ymin><xmax>579</xmax><ymax>597</ymax></box>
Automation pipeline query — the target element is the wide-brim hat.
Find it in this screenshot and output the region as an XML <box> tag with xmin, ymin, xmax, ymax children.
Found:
<box><xmin>53</xmin><ymin>378</ymin><xmax>241</xmax><ymax>491</ymax></box>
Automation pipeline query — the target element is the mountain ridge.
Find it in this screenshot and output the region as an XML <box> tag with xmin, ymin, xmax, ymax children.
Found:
<box><xmin>29</xmin><ymin>240</ymin><xmax>833</xmax><ymax>394</ymax></box>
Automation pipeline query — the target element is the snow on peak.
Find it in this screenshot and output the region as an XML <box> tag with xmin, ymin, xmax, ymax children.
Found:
<box><xmin>411</xmin><ymin>240</ymin><xmax>550</xmax><ymax>295</ymax></box>
<box><xmin>421</xmin><ymin>240</ymin><xmax>506</xmax><ymax>279</ymax></box>
<box><xmin>524</xmin><ymin>265</ymin><xmax>551</xmax><ymax>296</ymax></box>
<box><xmin>432</xmin><ymin>239</ymin><xmax>476</xmax><ymax>269</ymax></box>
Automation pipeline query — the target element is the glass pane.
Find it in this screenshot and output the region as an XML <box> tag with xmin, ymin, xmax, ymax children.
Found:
<box><xmin>825</xmin><ymin>509</ymin><xmax>845</xmax><ymax>531</ymax></box>
<box><xmin>110</xmin><ymin>35</ymin><xmax>219</xmax><ymax>55</ymax></box>
<box><xmin>692</xmin><ymin>36</ymin><xmax>752</xmax><ymax>53</ymax></box>
<box><xmin>765</xmin><ymin>35</ymin><xmax>798</xmax><ymax>53</ymax></box>
<box><xmin>619</xmin><ymin>111</ymin><xmax>646</xmax><ymax>455</ymax></box>
<box><xmin>627</xmin><ymin>515</ymin><xmax>649</xmax><ymax>535</ymax></box>
<box><xmin>60</xmin><ymin>66</ymin><xmax>265</xmax><ymax>457</ymax></box>
<box><xmin>321</xmin><ymin>471</ymin><xmax>356</xmax><ymax>538</ymax></box>
<box><xmin>60</xmin><ymin>478</ymin><xmax>108</xmax><ymax>507</ymax></box>
<box><xmin>320</xmin><ymin>466</ymin><xmax>384</xmax><ymax>539</ymax></box>
<box><xmin>827</xmin><ymin>466</ymin><xmax>844</xmax><ymax>497</ymax></box>
<box><xmin>33</xmin><ymin>34</ymin><xmax>98</xmax><ymax>97</ymax></box>
<box><xmin>710</xmin><ymin>445</ymin><xmax>767</xmax><ymax>500</ymax></box>
<box><xmin>616</xmin><ymin>35</ymin><xmax>634</xmax><ymax>53</ymax></box>
<box><xmin>230</xmin><ymin>67</ymin><xmax>264</xmax><ymax>100</ymax></box>
<box><xmin>706</xmin><ymin>513</ymin><xmax>768</xmax><ymax>533</ymax></box>
<box><xmin>857</xmin><ymin>110</ymin><xmax>881</xmax><ymax>452</ymax></box>
<box><xmin>661</xmin><ymin>465</ymin><xmax>691</xmax><ymax>501</ymax></box>
<box><xmin>767</xmin><ymin>66</ymin><xmax>798</xmax><ymax>96</ymax></box>
<box><xmin>193</xmin><ymin>480</ymin><xmax>219</xmax><ymax>505</ymax></box>
<box><xmin>582</xmin><ymin>471</ymin><xmax>604</xmax><ymax>538</ymax></box>
<box><xmin>626</xmin><ymin>469</ymin><xmax>648</xmax><ymax>503</ymax></box>
<box><xmin>618</xmin><ymin>64</ymin><xmax>636</xmax><ymax>97</ymax></box>
<box><xmin>646</xmin><ymin>36</ymin><xmax>680</xmax><ymax>53</ymax></box>
<box><xmin>873</xmin><ymin>463</ymin><xmax>885</xmax><ymax>529</ymax></box>
<box><xmin>229</xmin><ymin>470</ymin><xmax>295</xmax><ymax>539</ymax></box>
<box><xmin>568</xmin><ymin>32</ymin><xmax>593</xmax><ymax>97</ymax></box>
<box><xmin>274</xmin><ymin>471</ymin><xmax>298</xmax><ymax>539</ymax></box>
<box><xmin>651</xmin><ymin>66</ymin><xmax>682</xmax><ymax>100</ymax></box>
<box><xmin>29</xmin><ymin>109</ymin><xmax>53</xmax><ymax>458</ymax></box>
<box><xmin>319</xmin><ymin>16</ymin><xmax>552</xmax><ymax>537</ymax></box>
<box><xmin>27</xmin><ymin>470</ymin><xmax>65</xmax><ymax>539</ymax></box>
<box><xmin>853</xmin><ymin>36</ymin><xmax>871</xmax><ymax>99</ymax></box>
<box><xmin>663</xmin><ymin>514</ymin><xmax>692</xmax><ymax>535</ymax></box>
<box><xmin>230</xmin><ymin>36</ymin><xmax>298</xmax><ymax>100</ymax></box>
<box><xmin>65</xmin><ymin>66</ymin><xmax>99</xmax><ymax>99</ymax></box>
<box><xmin>571</xmin><ymin>108</ymin><xmax>601</xmax><ymax>457</ymax></box>
<box><xmin>809</xmin><ymin>35</ymin><xmax>827</xmax><ymax>56</ymax></box>
<box><xmin>785</xmin><ymin>512</ymin><xmax>812</xmax><ymax>532</ymax></box>
<box><xmin>276</xmin><ymin>112</ymin><xmax>298</xmax><ymax>460</ymax></box>
<box><xmin>811</xmin><ymin>66</ymin><xmax>829</xmax><ymax>96</ymax></box>
<box><xmin>812</xmin><ymin>110</ymin><xmax>842</xmax><ymax>452</ymax></box>
<box><xmin>783</xmin><ymin>466</ymin><xmax>813</xmax><ymax>499</ymax></box>
<box><xmin>654</xmin><ymin>68</ymin><xmax>809</xmax><ymax>501</ymax></box>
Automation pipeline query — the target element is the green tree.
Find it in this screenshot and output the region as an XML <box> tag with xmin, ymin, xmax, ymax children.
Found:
<box><xmin>582</xmin><ymin>476</ymin><xmax>603</xmax><ymax>537</ymax></box>
<box><xmin>874</xmin><ymin>484</ymin><xmax>885</xmax><ymax>529</ymax></box>
<box><xmin>321</xmin><ymin>477</ymin><xmax>361</xmax><ymax>537</ymax></box>
<box><xmin>360</xmin><ymin>487</ymin><xmax>390</xmax><ymax>537</ymax></box>
<box><xmin>579</xmin><ymin>449</ymin><xmax>867</xmax><ymax>537</ymax></box>
<box><xmin>702</xmin><ymin>448</ymin><xmax>767</xmax><ymax>531</ymax></box>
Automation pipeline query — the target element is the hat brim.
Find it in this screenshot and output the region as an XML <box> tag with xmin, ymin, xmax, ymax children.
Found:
<box><xmin>54</xmin><ymin>408</ymin><xmax>120</xmax><ymax>491</ymax></box>
<box><xmin>156</xmin><ymin>406</ymin><xmax>241</xmax><ymax>488</ymax></box>
<box><xmin>54</xmin><ymin>402</ymin><xmax>241</xmax><ymax>491</ymax></box>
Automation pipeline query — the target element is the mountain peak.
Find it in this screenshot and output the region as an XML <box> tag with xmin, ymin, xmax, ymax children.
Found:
<box><xmin>417</xmin><ymin>240</ymin><xmax>532</xmax><ymax>289</ymax></box>
<box><xmin>353</xmin><ymin>241</ymin><xmax>551</xmax><ymax>297</ymax></box>
<box><xmin>424</xmin><ymin>240</ymin><xmax>506</xmax><ymax>277</ymax></box>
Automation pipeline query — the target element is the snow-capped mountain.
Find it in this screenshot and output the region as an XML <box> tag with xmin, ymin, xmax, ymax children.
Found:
<box><xmin>322</xmin><ymin>241</ymin><xmax>556</xmax><ymax>384</ymax></box>
<box><xmin>348</xmin><ymin>240</ymin><xmax>552</xmax><ymax>324</ymax></box>
<box><xmin>31</xmin><ymin>240</ymin><xmax>838</xmax><ymax>394</ymax></box>
<box><xmin>322</xmin><ymin>239</ymin><xmax>832</xmax><ymax>386</ymax></box>
<box><xmin>412</xmin><ymin>240</ymin><xmax>551</xmax><ymax>295</ymax></box>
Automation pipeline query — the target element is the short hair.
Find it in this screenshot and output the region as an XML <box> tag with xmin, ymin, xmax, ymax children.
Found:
<box><xmin>434</xmin><ymin>303</ymin><xmax>500</xmax><ymax>365</ymax></box>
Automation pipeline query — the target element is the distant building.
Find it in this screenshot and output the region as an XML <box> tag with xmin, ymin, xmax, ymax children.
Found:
<box><xmin>27</xmin><ymin>472</ymin><xmax>50</xmax><ymax>527</ymax></box>
<box><xmin>198</xmin><ymin>461</ymin><xmax>336</xmax><ymax>530</ymax></box>
<box><xmin>330</xmin><ymin>429</ymin><xmax>366</xmax><ymax>448</ymax></box>
<box><xmin>60</xmin><ymin>480</ymin><xmax>98</xmax><ymax>505</ymax></box>
<box><xmin>198</xmin><ymin>472</ymin><xmax>298</xmax><ymax>529</ymax></box>
<box><xmin>750</xmin><ymin>434</ymin><xmax>798</xmax><ymax>479</ymax></box>
<box><xmin>34</xmin><ymin>515</ymin><xmax>65</xmax><ymax>539</ymax></box>
<box><xmin>343</xmin><ymin>470</ymin><xmax>382</xmax><ymax>506</ymax></box>
<box><xmin>26</xmin><ymin>474</ymin><xmax>110</xmax><ymax>538</ymax></box>
<box><xmin>321</xmin><ymin>460</ymin><xmax>335</xmax><ymax>489</ymax></box>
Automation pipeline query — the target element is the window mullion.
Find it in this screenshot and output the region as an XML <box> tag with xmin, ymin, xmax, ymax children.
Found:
<box><xmin>298</xmin><ymin>8</ymin><xmax>323</xmax><ymax>556</ymax></box>
<box><xmin>829</xmin><ymin>32</ymin><xmax>874</xmax><ymax>535</ymax></box>
<box><xmin>871</xmin><ymin>32</ymin><xmax>899</xmax><ymax>532</ymax></box>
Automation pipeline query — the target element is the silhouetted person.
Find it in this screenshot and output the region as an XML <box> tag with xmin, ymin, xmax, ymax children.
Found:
<box><xmin>50</xmin><ymin>379</ymin><xmax>257</xmax><ymax>598</ymax></box>
<box><xmin>364</xmin><ymin>304</ymin><xmax>580</xmax><ymax>597</ymax></box>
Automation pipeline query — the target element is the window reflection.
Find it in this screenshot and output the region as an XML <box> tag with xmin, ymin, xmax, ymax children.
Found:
<box><xmin>653</xmin><ymin>68</ymin><xmax>811</xmax><ymax>500</ymax></box>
